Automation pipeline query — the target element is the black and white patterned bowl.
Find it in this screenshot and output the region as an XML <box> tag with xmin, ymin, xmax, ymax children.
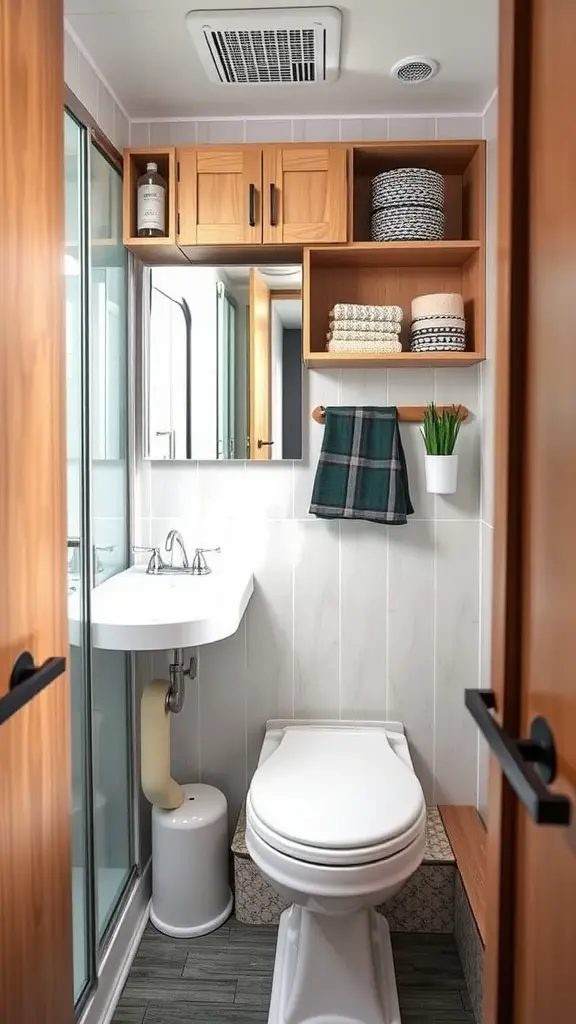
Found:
<box><xmin>371</xmin><ymin>168</ymin><xmax>444</xmax><ymax>211</ymax></box>
<box><xmin>371</xmin><ymin>207</ymin><xmax>445</xmax><ymax>241</ymax></box>
<box><xmin>410</xmin><ymin>325</ymin><xmax>467</xmax><ymax>340</ymax></box>
<box><xmin>411</xmin><ymin>335</ymin><xmax>467</xmax><ymax>353</ymax></box>
<box><xmin>411</xmin><ymin>315</ymin><xmax>466</xmax><ymax>331</ymax></box>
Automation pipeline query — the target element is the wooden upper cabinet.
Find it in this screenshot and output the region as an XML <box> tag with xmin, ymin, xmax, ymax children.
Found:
<box><xmin>178</xmin><ymin>147</ymin><xmax>263</xmax><ymax>245</ymax></box>
<box><xmin>263</xmin><ymin>146</ymin><xmax>348</xmax><ymax>244</ymax></box>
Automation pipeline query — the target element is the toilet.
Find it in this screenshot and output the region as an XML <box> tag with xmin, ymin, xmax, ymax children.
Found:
<box><xmin>245</xmin><ymin>720</ymin><xmax>426</xmax><ymax>1024</ymax></box>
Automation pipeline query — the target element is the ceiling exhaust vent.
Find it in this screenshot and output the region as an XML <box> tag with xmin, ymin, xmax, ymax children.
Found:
<box><xmin>391</xmin><ymin>56</ymin><xmax>439</xmax><ymax>84</ymax></box>
<box><xmin>186</xmin><ymin>7</ymin><xmax>342</xmax><ymax>85</ymax></box>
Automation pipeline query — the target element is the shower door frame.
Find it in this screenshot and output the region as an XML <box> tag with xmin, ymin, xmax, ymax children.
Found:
<box><xmin>65</xmin><ymin>89</ymin><xmax>140</xmax><ymax>1020</ymax></box>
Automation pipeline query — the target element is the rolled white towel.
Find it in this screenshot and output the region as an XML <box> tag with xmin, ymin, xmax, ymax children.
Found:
<box><xmin>328</xmin><ymin>320</ymin><xmax>402</xmax><ymax>338</ymax></box>
<box><xmin>327</xmin><ymin>336</ymin><xmax>403</xmax><ymax>354</ymax></box>
<box><xmin>331</xmin><ymin>303</ymin><xmax>403</xmax><ymax>324</ymax></box>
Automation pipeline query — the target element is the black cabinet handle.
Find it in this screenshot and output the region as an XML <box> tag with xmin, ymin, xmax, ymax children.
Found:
<box><xmin>465</xmin><ymin>689</ymin><xmax>571</xmax><ymax>825</ymax></box>
<box><xmin>270</xmin><ymin>183</ymin><xmax>277</xmax><ymax>226</ymax></box>
<box><xmin>0</xmin><ymin>651</ymin><xmax>66</xmax><ymax>726</ymax></box>
<box><xmin>249</xmin><ymin>184</ymin><xmax>256</xmax><ymax>227</ymax></box>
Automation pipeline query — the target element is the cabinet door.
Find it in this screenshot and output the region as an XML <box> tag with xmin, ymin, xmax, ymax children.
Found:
<box><xmin>263</xmin><ymin>146</ymin><xmax>348</xmax><ymax>244</ymax></box>
<box><xmin>178</xmin><ymin>147</ymin><xmax>262</xmax><ymax>245</ymax></box>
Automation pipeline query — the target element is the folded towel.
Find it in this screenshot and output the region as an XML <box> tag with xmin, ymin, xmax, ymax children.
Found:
<box><xmin>309</xmin><ymin>407</ymin><xmax>414</xmax><ymax>526</ymax></box>
<box><xmin>331</xmin><ymin>303</ymin><xmax>403</xmax><ymax>324</ymax></box>
<box><xmin>328</xmin><ymin>320</ymin><xmax>402</xmax><ymax>336</ymax></box>
<box><xmin>327</xmin><ymin>337</ymin><xmax>403</xmax><ymax>354</ymax></box>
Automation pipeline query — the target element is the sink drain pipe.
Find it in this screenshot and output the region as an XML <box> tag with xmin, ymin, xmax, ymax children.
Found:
<box><xmin>141</xmin><ymin>649</ymin><xmax>197</xmax><ymax>809</ymax></box>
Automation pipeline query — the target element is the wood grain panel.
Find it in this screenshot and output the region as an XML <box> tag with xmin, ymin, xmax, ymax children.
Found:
<box><xmin>264</xmin><ymin>146</ymin><xmax>347</xmax><ymax>245</ymax></box>
<box><xmin>514</xmin><ymin>0</ymin><xmax>576</xmax><ymax>1020</ymax></box>
<box><xmin>189</xmin><ymin>147</ymin><xmax>262</xmax><ymax>246</ymax></box>
<box><xmin>249</xmin><ymin>270</ymin><xmax>271</xmax><ymax>460</ymax></box>
<box><xmin>439</xmin><ymin>806</ymin><xmax>486</xmax><ymax>944</ymax></box>
<box><xmin>282</xmin><ymin>148</ymin><xmax>330</xmax><ymax>171</ymax></box>
<box><xmin>0</xmin><ymin>0</ymin><xmax>72</xmax><ymax>1020</ymax></box>
<box><xmin>484</xmin><ymin>0</ymin><xmax>531</xmax><ymax>1018</ymax></box>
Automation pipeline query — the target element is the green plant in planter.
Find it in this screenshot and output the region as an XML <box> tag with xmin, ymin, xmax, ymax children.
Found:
<box><xmin>421</xmin><ymin>403</ymin><xmax>463</xmax><ymax>455</ymax></box>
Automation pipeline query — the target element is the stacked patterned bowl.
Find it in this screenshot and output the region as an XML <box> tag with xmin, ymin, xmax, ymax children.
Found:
<box><xmin>410</xmin><ymin>293</ymin><xmax>466</xmax><ymax>353</ymax></box>
<box><xmin>371</xmin><ymin>168</ymin><xmax>445</xmax><ymax>241</ymax></box>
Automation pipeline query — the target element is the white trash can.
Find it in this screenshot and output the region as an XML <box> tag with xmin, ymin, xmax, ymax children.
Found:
<box><xmin>150</xmin><ymin>783</ymin><xmax>232</xmax><ymax>937</ymax></box>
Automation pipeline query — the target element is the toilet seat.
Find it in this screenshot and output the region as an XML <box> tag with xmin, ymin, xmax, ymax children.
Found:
<box><xmin>247</xmin><ymin>794</ymin><xmax>426</xmax><ymax>866</ymax></box>
<box><xmin>247</xmin><ymin>725</ymin><xmax>425</xmax><ymax>867</ymax></box>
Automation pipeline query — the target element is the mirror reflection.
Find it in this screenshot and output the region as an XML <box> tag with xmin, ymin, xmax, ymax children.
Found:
<box><xmin>143</xmin><ymin>264</ymin><xmax>302</xmax><ymax>461</ymax></box>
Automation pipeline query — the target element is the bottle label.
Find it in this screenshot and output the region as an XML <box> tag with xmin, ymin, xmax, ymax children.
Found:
<box><xmin>137</xmin><ymin>184</ymin><xmax>165</xmax><ymax>232</ymax></box>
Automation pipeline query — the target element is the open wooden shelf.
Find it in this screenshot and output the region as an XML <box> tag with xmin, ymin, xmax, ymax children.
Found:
<box><xmin>303</xmin><ymin>238</ymin><xmax>485</xmax><ymax>368</ymax></box>
<box><xmin>305</xmin><ymin>350</ymin><xmax>484</xmax><ymax>369</ymax></box>
<box><xmin>351</xmin><ymin>140</ymin><xmax>485</xmax><ymax>245</ymax></box>
<box><xmin>122</xmin><ymin>146</ymin><xmax>187</xmax><ymax>263</ymax></box>
<box><xmin>121</xmin><ymin>138</ymin><xmax>486</xmax><ymax>370</ymax></box>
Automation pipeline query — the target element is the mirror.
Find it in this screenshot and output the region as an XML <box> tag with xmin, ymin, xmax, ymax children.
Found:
<box><xmin>142</xmin><ymin>264</ymin><xmax>302</xmax><ymax>461</ymax></box>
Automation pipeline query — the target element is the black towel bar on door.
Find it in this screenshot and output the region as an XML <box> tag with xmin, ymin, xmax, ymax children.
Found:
<box><xmin>465</xmin><ymin>689</ymin><xmax>571</xmax><ymax>826</ymax></box>
<box><xmin>0</xmin><ymin>651</ymin><xmax>66</xmax><ymax>726</ymax></box>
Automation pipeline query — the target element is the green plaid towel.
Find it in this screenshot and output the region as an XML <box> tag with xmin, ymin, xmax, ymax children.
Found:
<box><xmin>309</xmin><ymin>407</ymin><xmax>414</xmax><ymax>525</ymax></box>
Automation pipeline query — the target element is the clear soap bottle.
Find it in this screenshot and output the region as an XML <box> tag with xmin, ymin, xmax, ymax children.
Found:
<box><xmin>137</xmin><ymin>161</ymin><xmax>167</xmax><ymax>237</ymax></box>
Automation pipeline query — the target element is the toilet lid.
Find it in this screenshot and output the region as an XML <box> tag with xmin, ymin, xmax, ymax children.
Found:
<box><xmin>249</xmin><ymin>727</ymin><xmax>424</xmax><ymax>851</ymax></box>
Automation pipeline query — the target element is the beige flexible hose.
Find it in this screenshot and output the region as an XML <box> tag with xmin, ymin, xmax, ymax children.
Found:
<box><xmin>141</xmin><ymin>679</ymin><xmax>184</xmax><ymax>810</ymax></box>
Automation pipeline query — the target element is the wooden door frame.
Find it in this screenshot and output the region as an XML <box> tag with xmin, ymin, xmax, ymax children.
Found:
<box><xmin>484</xmin><ymin>0</ymin><xmax>533</xmax><ymax>1019</ymax></box>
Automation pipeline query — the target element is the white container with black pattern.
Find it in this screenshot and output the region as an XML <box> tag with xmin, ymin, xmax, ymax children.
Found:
<box><xmin>371</xmin><ymin>207</ymin><xmax>445</xmax><ymax>241</ymax></box>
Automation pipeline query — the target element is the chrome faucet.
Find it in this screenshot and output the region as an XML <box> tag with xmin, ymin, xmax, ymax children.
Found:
<box><xmin>132</xmin><ymin>530</ymin><xmax>196</xmax><ymax>575</ymax></box>
<box><xmin>165</xmin><ymin>529</ymin><xmax>190</xmax><ymax>569</ymax></box>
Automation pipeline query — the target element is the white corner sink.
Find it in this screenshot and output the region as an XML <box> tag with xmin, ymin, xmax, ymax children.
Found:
<box><xmin>69</xmin><ymin>560</ymin><xmax>254</xmax><ymax>652</ymax></box>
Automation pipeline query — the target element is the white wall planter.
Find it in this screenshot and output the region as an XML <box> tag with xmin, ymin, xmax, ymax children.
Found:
<box><xmin>425</xmin><ymin>454</ymin><xmax>459</xmax><ymax>494</ymax></box>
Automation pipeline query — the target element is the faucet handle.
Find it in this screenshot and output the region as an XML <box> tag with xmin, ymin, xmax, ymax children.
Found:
<box><xmin>132</xmin><ymin>546</ymin><xmax>164</xmax><ymax>575</ymax></box>
<box><xmin>191</xmin><ymin>547</ymin><xmax>221</xmax><ymax>575</ymax></box>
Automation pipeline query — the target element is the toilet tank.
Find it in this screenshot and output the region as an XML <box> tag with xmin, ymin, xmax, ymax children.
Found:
<box><xmin>256</xmin><ymin>719</ymin><xmax>415</xmax><ymax>772</ymax></box>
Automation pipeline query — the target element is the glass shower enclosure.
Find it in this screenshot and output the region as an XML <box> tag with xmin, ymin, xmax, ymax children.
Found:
<box><xmin>65</xmin><ymin>109</ymin><xmax>136</xmax><ymax>1010</ymax></box>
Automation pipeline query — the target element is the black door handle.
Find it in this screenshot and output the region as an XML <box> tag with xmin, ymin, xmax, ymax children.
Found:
<box><xmin>465</xmin><ymin>689</ymin><xmax>571</xmax><ymax>825</ymax></box>
<box><xmin>257</xmin><ymin>439</ymin><xmax>275</xmax><ymax>449</ymax></box>
<box><xmin>249</xmin><ymin>184</ymin><xmax>256</xmax><ymax>227</ymax></box>
<box><xmin>270</xmin><ymin>183</ymin><xmax>277</xmax><ymax>226</ymax></box>
<box><xmin>0</xmin><ymin>651</ymin><xmax>66</xmax><ymax>726</ymax></box>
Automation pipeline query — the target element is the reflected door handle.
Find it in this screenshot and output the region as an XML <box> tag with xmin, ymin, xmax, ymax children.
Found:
<box><xmin>249</xmin><ymin>184</ymin><xmax>256</xmax><ymax>227</ymax></box>
<box><xmin>257</xmin><ymin>439</ymin><xmax>274</xmax><ymax>449</ymax></box>
<box><xmin>465</xmin><ymin>689</ymin><xmax>571</xmax><ymax>825</ymax></box>
<box><xmin>1</xmin><ymin>652</ymin><xmax>66</xmax><ymax>726</ymax></box>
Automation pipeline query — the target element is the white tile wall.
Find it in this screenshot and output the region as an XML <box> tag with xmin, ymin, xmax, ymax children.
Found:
<box><xmin>139</xmin><ymin>363</ymin><xmax>485</xmax><ymax>822</ymax></box>
<box><xmin>133</xmin><ymin>114</ymin><xmax>483</xmax><ymax>148</ymax></box>
<box><xmin>64</xmin><ymin>25</ymin><xmax>130</xmax><ymax>153</ymax></box>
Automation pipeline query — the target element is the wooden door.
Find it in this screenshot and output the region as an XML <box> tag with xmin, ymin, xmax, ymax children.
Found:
<box><xmin>263</xmin><ymin>146</ymin><xmax>347</xmax><ymax>244</ymax></box>
<box><xmin>177</xmin><ymin>147</ymin><xmax>262</xmax><ymax>245</ymax></box>
<box><xmin>481</xmin><ymin>1</ymin><xmax>576</xmax><ymax>1021</ymax></box>
<box><xmin>0</xmin><ymin>0</ymin><xmax>73</xmax><ymax>1022</ymax></box>
<box><xmin>249</xmin><ymin>269</ymin><xmax>272</xmax><ymax>460</ymax></box>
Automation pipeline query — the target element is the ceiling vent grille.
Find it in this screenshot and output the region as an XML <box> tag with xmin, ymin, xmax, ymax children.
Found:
<box><xmin>391</xmin><ymin>56</ymin><xmax>439</xmax><ymax>84</ymax></box>
<box><xmin>186</xmin><ymin>7</ymin><xmax>342</xmax><ymax>86</ymax></box>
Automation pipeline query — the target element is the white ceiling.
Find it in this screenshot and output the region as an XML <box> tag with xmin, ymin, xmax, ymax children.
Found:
<box><xmin>65</xmin><ymin>1</ymin><xmax>498</xmax><ymax>120</ymax></box>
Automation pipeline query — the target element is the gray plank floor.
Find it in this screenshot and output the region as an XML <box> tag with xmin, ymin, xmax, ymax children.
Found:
<box><xmin>113</xmin><ymin>916</ymin><xmax>475</xmax><ymax>1024</ymax></box>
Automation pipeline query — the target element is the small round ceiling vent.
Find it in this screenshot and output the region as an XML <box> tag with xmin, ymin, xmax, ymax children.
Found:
<box><xmin>391</xmin><ymin>56</ymin><xmax>439</xmax><ymax>84</ymax></box>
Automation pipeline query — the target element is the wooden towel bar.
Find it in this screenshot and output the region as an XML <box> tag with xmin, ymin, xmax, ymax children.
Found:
<box><xmin>312</xmin><ymin>405</ymin><xmax>469</xmax><ymax>424</ymax></box>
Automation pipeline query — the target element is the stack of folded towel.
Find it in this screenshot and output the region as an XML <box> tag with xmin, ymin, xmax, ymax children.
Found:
<box><xmin>410</xmin><ymin>293</ymin><xmax>467</xmax><ymax>352</ymax></box>
<box><xmin>327</xmin><ymin>303</ymin><xmax>404</xmax><ymax>354</ymax></box>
